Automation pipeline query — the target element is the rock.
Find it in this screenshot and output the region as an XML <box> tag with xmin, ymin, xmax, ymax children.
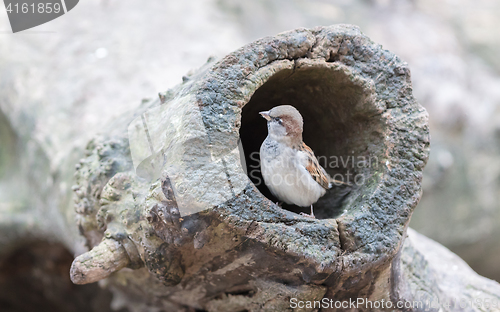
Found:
<box><xmin>400</xmin><ymin>229</ymin><xmax>500</xmax><ymax>312</ymax></box>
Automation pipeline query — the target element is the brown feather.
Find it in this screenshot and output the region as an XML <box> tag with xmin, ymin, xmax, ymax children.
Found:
<box><xmin>297</xmin><ymin>142</ymin><xmax>331</xmax><ymax>190</ymax></box>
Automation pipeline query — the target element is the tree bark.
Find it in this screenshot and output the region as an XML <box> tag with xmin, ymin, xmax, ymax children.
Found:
<box><xmin>1</xmin><ymin>24</ymin><xmax>499</xmax><ymax>312</ymax></box>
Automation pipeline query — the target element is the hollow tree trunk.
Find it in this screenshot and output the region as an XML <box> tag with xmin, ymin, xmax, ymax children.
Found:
<box><xmin>1</xmin><ymin>25</ymin><xmax>500</xmax><ymax>312</ymax></box>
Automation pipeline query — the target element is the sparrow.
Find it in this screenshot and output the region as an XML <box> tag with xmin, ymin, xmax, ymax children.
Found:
<box><xmin>259</xmin><ymin>105</ymin><xmax>338</xmax><ymax>218</ymax></box>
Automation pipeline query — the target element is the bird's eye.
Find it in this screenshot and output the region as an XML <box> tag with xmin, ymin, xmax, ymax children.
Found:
<box><xmin>273</xmin><ymin>117</ymin><xmax>282</xmax><ymax>124</ymax></box>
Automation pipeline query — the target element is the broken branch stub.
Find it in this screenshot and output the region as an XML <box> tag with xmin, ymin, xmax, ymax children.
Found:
<box><xmin>71</xmin><ymin>24</ymin><xmax>429</xmax><ymax>310</ymax></box>
<box><xmin>70</xmin><ymin>238</ymin><xmax>129</xmax><ymax>285</ymax></box>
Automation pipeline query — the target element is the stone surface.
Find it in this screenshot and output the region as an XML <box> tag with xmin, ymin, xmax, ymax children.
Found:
<box><xmin>400</xmin><ymin>229</ymin><xmax>500</xmax><ymax>312</ymax></box>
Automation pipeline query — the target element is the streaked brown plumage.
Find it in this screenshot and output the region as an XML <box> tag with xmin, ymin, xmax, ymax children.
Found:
<box><xmin>299</xmin><ymin>142</ymin><xmax>330</xmax><ymax>190</ymax></box>
<box><xmin>259</xmin><ymin>105</ymin><xmax>333</xmax><ymax>217</ymax></box>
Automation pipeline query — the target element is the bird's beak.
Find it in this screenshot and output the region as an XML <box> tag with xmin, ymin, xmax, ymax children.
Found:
<box><xmin>259</xmin><ymin>111</ymin><xmax>271</xmax><ymax>121</ymax></box>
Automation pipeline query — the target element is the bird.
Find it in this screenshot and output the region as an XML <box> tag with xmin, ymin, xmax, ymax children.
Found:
<box><xmin>259</xmin><ymin>105</ymin><xmax>344</xmax><ymax>218</ymax></box>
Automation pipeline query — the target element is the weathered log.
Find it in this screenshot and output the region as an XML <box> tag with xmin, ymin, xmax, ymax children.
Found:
<box><xmin>71</xmin><ymin>24</ymin><xmax>430</xmax><ymax>309</ymax></box>
<box><xmin>1</xmin><ymin>24</ymin><xmax>500</xmax><ymax>312</ymax></box>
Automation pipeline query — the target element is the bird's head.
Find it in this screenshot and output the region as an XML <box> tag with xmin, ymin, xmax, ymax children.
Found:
<box><xmin>259</xmin><ymin>105</ymin><xmax>303</xmax><ymax>144</ymax></box>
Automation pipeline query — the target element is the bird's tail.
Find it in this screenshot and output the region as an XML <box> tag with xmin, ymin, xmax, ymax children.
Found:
<box><xmin>328</xmin><ymin>177</ymin><xmax>352</xmax><ymax>187</ymax></box>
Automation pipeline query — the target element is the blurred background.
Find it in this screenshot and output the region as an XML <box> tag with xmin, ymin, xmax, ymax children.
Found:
<box><xmin>0</xmin><ymin>0</ymin><xmax>499</xmax><ymax>307</ymax></box>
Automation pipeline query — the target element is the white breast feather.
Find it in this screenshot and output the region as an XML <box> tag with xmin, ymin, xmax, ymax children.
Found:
<box><xmin>260</xmin><ymin>140</ymin><xmax>326</xmax><ymax>207</ymax></box>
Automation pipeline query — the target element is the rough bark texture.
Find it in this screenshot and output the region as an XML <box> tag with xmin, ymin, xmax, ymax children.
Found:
<box><xmin>73</xmin><ymin>24</ymin><xmax>429</xmax><ymax>309</ymax></box>
<box><xmin>1</xmin><ymin>24</ymin><xmax>500</xmax><ymax>312</ymax></box>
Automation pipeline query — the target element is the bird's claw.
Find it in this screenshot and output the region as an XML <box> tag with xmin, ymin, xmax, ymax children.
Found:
<box><xmin>300</xmin><ymin>212</ymin><xmax>316</xmax><ymax>219</ymax></box>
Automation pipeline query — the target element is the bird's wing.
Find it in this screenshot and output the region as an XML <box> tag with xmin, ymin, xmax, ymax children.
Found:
<box><xmin>297</xmin><ymin>142</ymin><xmax>331</xmax><ymax>190</ymax></box>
